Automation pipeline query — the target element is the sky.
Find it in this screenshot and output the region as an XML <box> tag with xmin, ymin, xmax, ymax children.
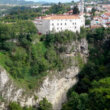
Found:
<box><xmin>25</xmin><ymin>0</ymin><xmax>79</xmax><ymax>3</ymax></box>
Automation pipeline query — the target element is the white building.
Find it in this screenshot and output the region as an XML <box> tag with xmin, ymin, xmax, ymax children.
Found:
<box><xmin>34</xmin><ymin>15</ymin><xmax>85</xmax><ymax>34</ymax></box>
<box><xmin>86</xmin><ymin>6</ymin><xmax>92</xmax><ymax>12</ymax></box>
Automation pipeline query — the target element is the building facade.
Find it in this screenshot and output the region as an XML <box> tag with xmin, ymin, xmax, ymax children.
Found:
<box><xmin>86</xmin><ymin>6</ymin><xmax>92</xmax><ymax>12</ymax></box>
<box><xmin>34</xmin><ymin>15</ymin><xmax>85</xmax><ymax>34</ymax></box>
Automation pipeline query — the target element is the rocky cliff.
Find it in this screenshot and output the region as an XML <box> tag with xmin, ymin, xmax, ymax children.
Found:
<box><xmin>0</xmin><ymin>38</ymin><xmax>88</xmax><ymax>110</ymax></box>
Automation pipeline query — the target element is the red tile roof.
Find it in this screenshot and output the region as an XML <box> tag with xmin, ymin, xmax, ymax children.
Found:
<box><xmin>104</xmin><ymin>12</ymin><xmax>110</xmax><ymax>16</ymax></box>
<box><xmin>91</xmin><ymin>25</ymin><xmax>102</xmax><ymax>29</ymax></box>
<box><xmin>36</xmin><ymin>15</ymin><xmax>80</xmax><ymax>20</ymax></box>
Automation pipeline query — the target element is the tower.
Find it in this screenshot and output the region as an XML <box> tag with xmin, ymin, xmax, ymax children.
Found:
<box><xmin>80</xmin><ymin>0</ymin><xmax>84</xmax><ymax>13</ymax></box>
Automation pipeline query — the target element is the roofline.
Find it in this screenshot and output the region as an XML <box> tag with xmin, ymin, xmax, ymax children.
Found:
<box><xmin>35</xmin><ymin>14</ymin><xmax>81</xmax><ymax>20</ymax></box>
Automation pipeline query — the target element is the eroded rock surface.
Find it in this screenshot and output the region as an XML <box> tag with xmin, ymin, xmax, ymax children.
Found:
<box><xmin>0</xmin><ymin>38</ymin><xmax>88</xmax><ymax>110</ymax></box>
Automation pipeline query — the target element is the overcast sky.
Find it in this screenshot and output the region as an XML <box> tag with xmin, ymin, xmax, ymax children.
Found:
<box><xmin>25</xmin><ymin>0</ymin><xmax>79</xmax><ymax>3</ymax></box>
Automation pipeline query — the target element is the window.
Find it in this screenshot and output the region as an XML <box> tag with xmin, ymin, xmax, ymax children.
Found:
<box><xmin>57</xmin><ymin>23</ymin><xmax>59</xmax><ymax>25</ymax></box>
<box><xmin>61</xmin><ymin>23</ymin><xmax>62</xmax><ymax>25</ymax></box>
<box><xmin>52</xmin><ymin>23</ymin><xmax>54</xmax><ymax>26</ymax></box>
<box><xmin>65</xmin><ymin>23</ymin><xmax>67</xmax><ymax>25</ymax></box>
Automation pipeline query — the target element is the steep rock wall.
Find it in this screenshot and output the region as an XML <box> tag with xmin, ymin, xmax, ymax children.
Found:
<box><xmin>0</xmin><ymin>38</ymin><xmax>88</xmax><ymax>110</ymax></box>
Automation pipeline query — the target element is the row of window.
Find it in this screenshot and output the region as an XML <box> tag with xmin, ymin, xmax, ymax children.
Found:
<box><xmin>52</xmin><ymin>22</ymin><xmax>77</xmax><ymax>26</ymax></box>
<box><xmin>52</xmin><ymin>26</ymin><xmax>77</xmax><ymax>31</ymax></box>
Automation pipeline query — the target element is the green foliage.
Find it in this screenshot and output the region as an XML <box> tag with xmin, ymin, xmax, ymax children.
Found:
<box><xmin>38</xmin><ymin>98</ymin><xmax>53</xmax><ymax>110</ymax></box>
<box><xmin>85</xmin><ymin>20</ymin><xmax>90</xmax><ymax>25</ymax></box>
<box><xmin>0</xmin><ymin>10</ymin><xmax>88</xmax><ymax>90</ymax></box>
<box><xmin>62</xmin><ymin>92</ymin><xmax>88</xmax><ymax>110</ymax></box>
<box><xmin>0</xmin><ymin>20</ymin><xmax>87</xmax><ymax>89</ymax></box>
<box><xmin>78</xmin><ymin>27</ymin><xmax>87</xmax><ymax>39</ymax></box>
<box><xmin>91</xmin><ymin>8</ymin><xmax>96</xmax><ymax>17</ymax></box>
<box><xmin>44</xmin><ymin>30</ymin><xmax>77</xmax><ymax>46</ymax></box>
<box><xmin>0</xmin><ymin>96</ymin><xmax>4</xmax><ymax>102</ymax></box>
<box><xmin>45</xmin><ymin>46</ymin><xmax>59</xmax><ymax>68</ymax></box>
<box><xmin>8</xmin><ymin>102</ymin><xmax>23</xmax><ymax>110</ymax></box>
<box><xmin>48</xmin><ymin>2</ymin><xmax>67</xmax><ymax>14</ymax></box>
<box><xmin>73</xmin><ymin>5</ymin><xmax>79</xmax><ymax>15</ymax></box>
<box><xmin>34</xmin><ymin>95</ymin><xmax>38</xmax><ymax>100</ymax></box>
<box><xmin>89</xmin><ymin>78</ymin><xmax>110</xmax><ymax>110</ymax></box>
<box><xmin>74</xmin><ymin>54</ymin><xmax>84</xmax><ymax>69</ymax></box>
<box><xmin>63</xmin><ymin>27</ymin><xmax>110</xmax><ymax>110</ymax></box>
<box><xmin>8</xmin><ymin>102</ymin><xmax>35</xmax><ymax>110</ymax></box>
<box><xmin>1</xmin><ymin>6</ymin><xmax>42</xmax><ymax>22</ymax></box>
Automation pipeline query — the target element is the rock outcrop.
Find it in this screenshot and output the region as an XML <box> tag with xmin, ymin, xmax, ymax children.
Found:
<box><xmin>0</xmin><ymin>38</ymin><xmax>88</xmax><ymax>110</ymax></box>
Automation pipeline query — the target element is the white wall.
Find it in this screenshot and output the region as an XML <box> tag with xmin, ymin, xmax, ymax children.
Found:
<box><xmin>35</xmin><ymin>16</ymin><xmax>85</xmax><ymax>34</ymax></box>
<box><xmin>86</xmin><ymin>8</ymin><xmax>92</xmax><ymax>12</ymax></box>
<box><xmin>50</xmin><ymin>19</ymin><xmax>81</xmax><ymax>33</ymax></box>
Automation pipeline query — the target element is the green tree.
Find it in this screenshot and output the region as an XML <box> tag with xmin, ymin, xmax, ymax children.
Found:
<box><xmin>38</xmin><ymin>98</ymin><xmax>53</xmax><ymax>110</ymax></box>
<box><xmin>91</xmin><ymin>8</ymin><xmax>96</xmax><ymax>17</ymax></box>
<box><xmin>8</xmin><ymin>102</ymin><xmax>23</xmax><ymax>110</ymax></box>
<box><xmin>89</xmin><ymin>78</ymin><xmax>110</xmax><ymax>110</ymax></box>
<box><xmin>85</xmin><ymin>20</ymin><xmax>90</xmax><ymax>25</ymax></box>
<box><xmin>49</xmin><ymin>2</ymin><xmax>66</xmax><ymax>14</ymax></box>
<box><xmin>73</xmin><ymin>5</ymin><xmax>79</xmax><ymax>14</ymax></box>
<box><xmin>62</xmin><ymin>92</ymin><xmax>88</xmax><ymax>110</ymax></box>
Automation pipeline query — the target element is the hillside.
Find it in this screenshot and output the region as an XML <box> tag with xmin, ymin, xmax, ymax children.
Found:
<box><xmin>1</xmin><ymin>3</ymin><xmax>110</xmax><ymax>110</ymax></box>
<box><xmin>85</xmin><ymin>0</ymin><xmax>110</xmax><ymax>3</ymax></box>
<box><xmin>62</xmin><ymin>27</ymin><xmax>110</xmax><ymax>110</ymax></box>
<box><xmin>0</xmin><ymin>0</ymin><xmax>35</xmax><ymax>5</ymax></box>
<box><xmin>0</xmin><ymin>18</ymin><xmax>88</xmax><ymax>110</ymax></box>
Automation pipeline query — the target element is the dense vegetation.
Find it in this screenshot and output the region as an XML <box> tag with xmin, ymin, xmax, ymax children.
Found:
<box><xmin>8</xmin><ymin>98</ymin><xmax>52</xmax><ymax>110</ymax></box>
<box><xmin>0</xmin><ymin>6</ymin><xmax>43</xmax><ymax>22</ymax></box>
<box><xmin>1</xmin><ymin>3</ymin><xmax>110</xmax><ymax>110</ymax></box>
<box><xmin>0</xmin><ymin>20</ymin><xmax>86</xmax><ymax>90</ymax></box>
<box><xmin>62</xmin><ymin>27</ymin><xmax>110</xmax><ymax>110</ymax></box>
<box><xmin>0</xmin><ymin>3</ymin><xmax>71</xmax><ymax>22</ymax></box>
<box><xmin>46</xmin><ymin>2</ymin><xmax>70</xmax><ymax>14</ymax></box>
<box><xmin>73</xmin><ymin>5</ymin><xmax>79</xmax><ymax>14</ymax></box>
<box><xmin>0</xmin><ymin>0</ymin><xmax>34</xmax><ymax>5</ymax></box>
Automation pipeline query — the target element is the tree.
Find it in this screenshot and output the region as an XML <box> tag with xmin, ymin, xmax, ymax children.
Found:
<box><xmin>73</xmin><ymin>5</ymin><xmax>79</xmax><ymax>14</ymax></box>
<box><xmin>85</xmin><ymin>20</ymin><xmax>90</xmax><ymax>25</ymax></box>
<box><xmin>91</xmin><ymin>8</ymin><xmax>96</xmax><ymax>17</ymax></box>
<box><xmin>38</xmin><ymin>98</ymin><xmax>53</xmax><ymax>110</ymax></box>
<box><xmin>62</xmin><ymin>92</ymin><xmax>88</xmax><ymax>110</ymax></box>
<box><xmin>8</xmin><ymin>102</ymin><xmax>22</xmax><ymax>110</ymax></box>
<box><xmin>49</xmin><ymin>2</ymin><xmax>66</xmax><ymax>14</ymax></box>
<box><xmin>89</xmin><ymin>78</ymin><xmax>110</xmax><ymax>110</ymax></box>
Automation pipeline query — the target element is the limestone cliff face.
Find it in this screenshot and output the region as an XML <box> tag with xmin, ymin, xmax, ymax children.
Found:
<box><xmin>0</xmin><ymin>67</ymin><xmax>36</xmax><ymax>110</ymax></box>
<box><xmin>0</xmin><ymin>38</ymin><xmax>88</xmax><ymax>110</ymax></box>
